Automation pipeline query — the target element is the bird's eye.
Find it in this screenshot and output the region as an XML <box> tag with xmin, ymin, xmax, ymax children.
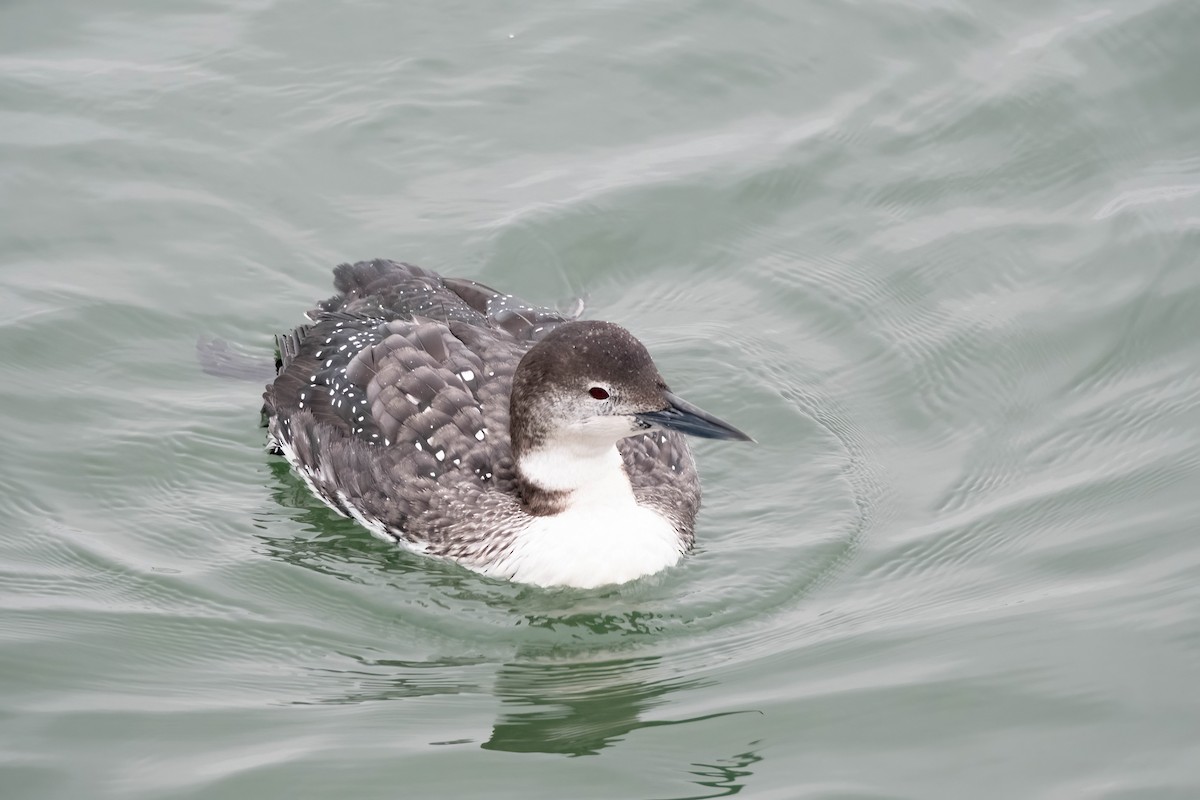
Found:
<box><xmin>588</xmin><ymin>387</ymin><xmax>610</xmax><ymax>400</ymax></box>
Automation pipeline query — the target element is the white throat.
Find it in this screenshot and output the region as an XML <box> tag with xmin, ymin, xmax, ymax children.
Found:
<box><xmin>519</xmin><ymin>437</ymin><xmax>636</xmax><ymax>501</ymax></box>
<box><xmin>482</xmin><ymin>438</ymin><xmax>683</xmax><ymax>589</ymax></box>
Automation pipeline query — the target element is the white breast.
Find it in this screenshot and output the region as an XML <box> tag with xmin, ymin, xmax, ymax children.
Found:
<box><xmin>481</xmin><ymin>501</ymin><xmax>682</xmax><ymax>589</ymax></box>
<box><xmin>478</xmin><ymin>444</ymin><xmax>685</xmax><ymax>589</ymax></box>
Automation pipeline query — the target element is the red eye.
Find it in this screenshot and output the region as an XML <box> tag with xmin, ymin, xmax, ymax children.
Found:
<box><xmin>588</xmin><ymin>387</ymin><xmax>609</xmax><ymax>400</ymax></box>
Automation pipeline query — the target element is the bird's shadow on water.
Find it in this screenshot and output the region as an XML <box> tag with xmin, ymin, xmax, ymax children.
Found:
<box><xmin>257</xmin><ymin>459</ymin><xmax>766</xmax><ymax>796</ymax></box>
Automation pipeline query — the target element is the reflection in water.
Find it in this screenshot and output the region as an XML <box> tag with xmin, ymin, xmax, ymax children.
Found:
<box><xmin>292</xmin><ymin>653</ymin><xmax>489</xmax><ymax>705</ymax></box>
<box><xmin>484</xmin><ymin>655</ymin><xmax>704</xmax><ymax>756</ymax></box>
<box><xmin>485</xmin><ymin>658</ymin><xmax>763</xmax><ymax>799</ymax></box>
<box><xmin>300</xmin><ymin>649</ymin><xmax>762</xmax><ymax>795</ymax></box>
<box><xmin>675</xmin><ymin>748</ymin><xmax>764</xmax><ymax>800</ymax></box>
<box><xmin>263</xmin><ymin>455</ymin><xmax>764</xmax><ymax>794</ymax></box>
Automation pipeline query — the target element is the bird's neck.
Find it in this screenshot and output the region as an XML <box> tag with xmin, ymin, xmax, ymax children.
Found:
<box><xmin>516</xmin><ymin>438</ymin><xmax>635</xmax><ymax>517</ymax></box>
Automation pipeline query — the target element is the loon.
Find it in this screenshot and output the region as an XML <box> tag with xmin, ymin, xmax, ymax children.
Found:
<box><xmin>264</xmin><ymin>260</ymin><xmax>751</xmax><ymax>589</ymax></box>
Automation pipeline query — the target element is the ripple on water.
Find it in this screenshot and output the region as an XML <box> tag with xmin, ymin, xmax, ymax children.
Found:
<box><xmin>3</xmin><ymin>0</ymin><xmax>1200</xmax><ymax>795</ymax></box>
<box><xmin>243</xmin><ymin>320</ymin><xmax>877</xmax><ymax>682</ymax></box>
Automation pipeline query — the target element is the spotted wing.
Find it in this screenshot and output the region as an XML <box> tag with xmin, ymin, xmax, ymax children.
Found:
<box><xmin>264</xmin><ymin>260</ymin><xmax>575</xmax><ymax>550</ymax></box>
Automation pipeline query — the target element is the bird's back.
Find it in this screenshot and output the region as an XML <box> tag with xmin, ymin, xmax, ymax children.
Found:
<box><xmin>264</xmin><ymin>260</ymin><xmax>701</xmax><ymax>564</ymax></box>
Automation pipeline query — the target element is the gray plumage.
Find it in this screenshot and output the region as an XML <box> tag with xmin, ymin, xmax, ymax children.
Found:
<box><xmin>263</xmin><ymin>260</ymin><xmax>705</xmax><ymax>574</ymax></box>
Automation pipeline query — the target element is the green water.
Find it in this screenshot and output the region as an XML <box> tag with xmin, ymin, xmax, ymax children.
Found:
<box><xmin>3</xmin><ymin>1</ymin><xmax>1200</xmax><ymax>797</ymax></box>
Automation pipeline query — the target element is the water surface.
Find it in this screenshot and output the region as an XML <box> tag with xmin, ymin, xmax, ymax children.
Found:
<box><xmin>3</xmin><ymin>1</ymin><xmax>1199</xmax><ymax>797</ymax></box>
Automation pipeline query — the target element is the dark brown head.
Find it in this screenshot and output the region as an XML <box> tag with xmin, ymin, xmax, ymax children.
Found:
<box><xmin>508</xmin><ymin>320</ymin><xmax>751</xmax><ymax>460</ymax></box>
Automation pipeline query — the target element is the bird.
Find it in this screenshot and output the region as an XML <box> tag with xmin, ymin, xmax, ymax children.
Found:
<box><xmin>263</xmin><ymin>259</ymin><xmax>751</xmax><ymax>589</ymax></box>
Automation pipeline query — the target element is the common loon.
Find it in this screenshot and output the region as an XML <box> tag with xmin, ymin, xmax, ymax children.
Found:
<box><xmin>264</xmin><ymin>260</ymin><xmax>751</xmax><ymax>589</ymax></box>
